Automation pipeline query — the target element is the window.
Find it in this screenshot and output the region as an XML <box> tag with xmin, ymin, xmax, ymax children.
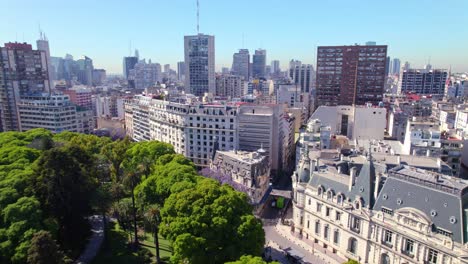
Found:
<box><xmin>383</xmin><ymin>230</ymin><xmax>393</xmax><ymax>246</ymax></box>
<box><xmin>351</xmin><ymin>217</ymin><xmax>360</xmax><ymax>233</ymax></box>
<box><xmin>403</xmin><ymin>238</ymin><xmax>414</xmax><ymax>256</ymax></box>
<box><xmin>318</xmin><ymin>187</ymin><xmax>323</xmax><ymax>195</ymax></box>
<box><xmin>315</xmin><ymin>221</ymin><xmax>321</xmax><ymax>235</ymax></box>
<box><xmin>316</xmin><ymin>203</ymin><xmax>322</xmax><ymax>212</ymax></box>
<box><xmin>348</xmin><ymin>238</ymin><xmax>358</xmax><ymax>254</ymax></box>
<box><xmin>337</xmin><ymin>194</ymin><xmax>343</xmax><ymax>204</ymax></box>
<box><xmin>327</xmin><ymin>191</ymin><xmax>332</xmax><ymax>199</ymax></box>
<box><xmin>326</xmin><ymin>207</ymin><xmax>331</xmax><ymax>217</ymax></box>
<box><xmin>336</xmin><ymin>212</ymin><xmax>341</xmax><ymax>221</ymax></box>
<box><xmin>307</xmin><ymin>220</ymin><xmax>310</xmax><ymax>229</ymax></box>
<box><xmin>382</xmin><ymin>207</ymin><xmax>393</xmax><ymax>216</ymax></box>
<box><xmin>333</xmin><ymin>229</ymin><xmax>340</xmax><ymax>244</ymax></box>
<box><xmin>428</xmin><ymin>249</ymin><xmax>438</xmax><ymax>264</ymax></box>
<box><xmin>308</xmin><ymin>198</ymin><xmax>311</xmax><ymax>205</ymax></box>
<box><xmin>324</xmin><ymin>225</ymin><xmax>329</xmax><ymax>240</ymax></box>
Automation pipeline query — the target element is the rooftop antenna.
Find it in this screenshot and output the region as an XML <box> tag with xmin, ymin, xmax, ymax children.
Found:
<box><xmin>197</xmin><ymin>0</ymin><xmax>200</xmax><ymax>34</ymax></box>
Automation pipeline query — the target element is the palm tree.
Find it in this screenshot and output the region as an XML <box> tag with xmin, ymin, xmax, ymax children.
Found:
<box><xmin>122</xmin><ymin>164</ymin><xmax>145</xmax><ymax>247</ymax></box>
<box><xmin>144</xmin><ymin>204</ymin><xmax>162</xmax><ymax>263</ymax></box>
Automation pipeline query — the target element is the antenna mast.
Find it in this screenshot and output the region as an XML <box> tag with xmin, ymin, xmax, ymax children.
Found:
<box><xmin>197</xmin><ymin>0</ymin><xmax>200</xmax><ymax>34</ymax></box>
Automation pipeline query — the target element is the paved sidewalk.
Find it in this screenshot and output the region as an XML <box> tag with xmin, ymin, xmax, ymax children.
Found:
<box><xmin>273</xmin><ymin>222</ymin><xmax>345</xmax><ymax>264</ymax></box>
<box><xmin>76</xmin><ymin>215</ymin><xmax>105</xmax><ymax>264</ymax></box>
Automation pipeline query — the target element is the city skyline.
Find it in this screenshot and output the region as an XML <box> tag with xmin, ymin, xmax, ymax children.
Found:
<box><xmin>2</xmin><ymin>0</ymin><xmax>468</xmax><ymax>74</ymax></box>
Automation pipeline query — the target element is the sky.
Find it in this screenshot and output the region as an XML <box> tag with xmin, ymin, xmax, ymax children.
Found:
<box><xmin>2</xmin><ymin>0</ymin><xmax>467</xmax><ymax>74</ymax></box>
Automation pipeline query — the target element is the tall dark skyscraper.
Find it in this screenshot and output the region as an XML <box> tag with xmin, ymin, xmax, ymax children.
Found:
<box><xmin>184</xmin><ymin>34</ymin><xmax>215</xmax><ymax>96</ymax></box>
<box><xmin>392</xmin><ymin>58</ymin><xmax>401</xmax><ymax>75</ymax></box>
<box><xmin>231</xmin><ymin>49</ymin><xmax>250</xmax><ymax>80</ymax></box>
<box><xmin>0</xmin><ymin>42</ymin><xmax>50</xmax><ymax>131</ymax></box>
<box><xmin>252</xmin><ymin>49</ymin><xmax>266</xmax><ymax>79</ymax></box>
<box><xmin>316</xmin><ymin>44</ymin><xmax>387</xmax><ymax>107</ymax></box>
<box><xmin>177</xmin><ymin>61</ymin><xmax>186</xmax><ymax>81</ymax></box>
<box><xmin>123</xmin><ymin>56</ymin><xmax>138</xmax><ymax>79</ymax></box>
<box><xmin>385</xmin><ymin>56</ymin><xmax>391</xmax><ymax>76</ymax></box>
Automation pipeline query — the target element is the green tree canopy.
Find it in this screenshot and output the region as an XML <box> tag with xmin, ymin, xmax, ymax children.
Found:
<box><xmin>27</xmin><ymin>230</ymin><xmax>65</xmax><ymax>264</ymax></box>
<box><xmin>32</xmin><ymin>145</ymin><xmax>97</xmax><ymax>250</ymax></box>
<box><xmin>225</xmin><ymin>255</ymin><xmax>279</xmax><ymax>264</ymax></box>
<box><xmin>160</xmin><ymin>178</ymin><xmax>265</xmax><ymax>264</ymax></box>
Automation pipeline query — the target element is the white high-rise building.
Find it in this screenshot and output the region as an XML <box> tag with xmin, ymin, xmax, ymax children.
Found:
<box><xmin>36</xmin><ymin>32</ymin><xmax>53</xmax><ymax>87</ymax></box>
<box><xmin>184</xmin><ymin>34</ymin><xmax>215</xmax><ymax>96</ymax></box>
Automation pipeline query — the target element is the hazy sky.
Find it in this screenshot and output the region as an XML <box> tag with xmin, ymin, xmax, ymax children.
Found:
<box><xmin>2</xmin><ymin>0</ymin><xmax>467</xmax><ymax>74</ymax></box>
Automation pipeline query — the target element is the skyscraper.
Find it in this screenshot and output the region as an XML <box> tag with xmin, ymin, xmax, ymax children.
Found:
<box><xmin>36</xmin><ymin>32</ymin><xmax>53</xmax><ymax>87</ymax></box>
<box><xmin>271</xmin><ymin>60</ymin><xmax>280</xmax><ymax>74</ymax></box>
<box><xmin>392</xmin><ymin>58</ymin><xmax>401</xmax><ymax>75</ymax></box>
<box><xmin>164</xmin><ymin>64</ymin><xmax>171</xmax><ymax>73</ymax></box>
<box><xmin>123</xmin><ymin>56</ymin><xmax>138</xmax><ymax>79</ymax></box>
<box><xmin>385</xmin><ymin>56</ymin><xmax>391</xmax><ymax>76</ymax></box>
<box><xmin>231</xmin><ymin>49</ymin><xmax>250</xmax><ymax>80</ymax></box>
<box><xmin>76</xmin><ymin>56</ymin><xmax>93</xmax><ymax>86</ymax></box>
<box><xmin>316</xmin><ymin>44</ymin><xmax>387</xmax><ymax>107</ymax></box>
<box><xmin>0</xmin><ymin>42</ymin><xmax>50</xmax><ymax>131</ymax></box>
<box><xmin>184</xmin><ymin>34</ymin><xmax>215</xmax><ymax>96</ymax></box>
<box><xmin>252</xmin><ymin>49</ymin><xmax>266</xmax><ymax>79</ymax></box>
<box><xmin>289</xmin><ymin>64</ymin><xmax>314</xmax><ymax>93</ymax></box>
<box><xmin>177</xmin><ymin>61</ymin><xmax>186</xmax><ymax>81</ymax></box>
<box><xmin>399</xmin><ymin>69</ymin><xmax>448</xmax><ymax>95</ymax></box>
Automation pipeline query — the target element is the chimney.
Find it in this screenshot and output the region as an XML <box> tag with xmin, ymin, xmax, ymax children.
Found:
<box><xmin>310</xmin><ymin>159</ymin><xmax>316</xmax><ymax>173</ymax></box>
<box><xmin>337</xmin><ymin>164</ymin><xmax>342</xmax><ymax>174</ymax></box>
<box><xmin>374</xmin><ymin>173</ymin><xmax>381</xmax><ymax>200</ymax></box>
<box><xmin>397</xmin><ymin>155</ymin><xmax>401</xmax><ymax>165</ymax></box>
<box><xmin>349</xmin><ymin>167</ymin><xmax>357</xmax><ymax>191</ymax></box>
<box><xmin>426</xmin><ymin>149</ymin><xmax>431</xmax><ymax>157</ymax></box>
<box><xmin>437</xmin><ymin>158</ymin><xmax>442</xmax><ymax>172</ymax></box>
<box><xmin>316</xmin><ymin>158</ymin><xmax>320</xmax><ymax>171</ymax></box>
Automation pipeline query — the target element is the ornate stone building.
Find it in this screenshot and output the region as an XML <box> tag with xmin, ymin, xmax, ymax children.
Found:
<box><xmin>292</xmin><ymin>146</ymin><xmax>468</xmax><ymax>264</ymax></box>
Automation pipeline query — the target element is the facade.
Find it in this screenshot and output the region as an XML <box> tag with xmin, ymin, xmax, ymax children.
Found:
<box><xmin>231</xmin><ymin>49</ymin><xmax>250</xmax><ymax>80</ymax></box>
<box><xmin>0</xmin><ymin>42</ymin><xmax>50</xmax><ymax>131</ymax></box>
<box><xmin>271</xmin><ymin>60</ymin><xmax>281</xmax><ymax>75</ymax></box>
<box><xmin>125</xmin><ymin>96</ymin><xmax>294</xmax><ymax>173</ymax></box>
<box><xmin>252</xmin><ymin>49</ymin><xmax>267</xmax><ymax>79</ymax></box>
<box><xmin>292</xmin><ymin>145</ymin><xmax>468</xmax><ymax>264</ymax></box>
<box><xmin>215</xmin><ymin>74</ymin><xmax>246</xmax><ymax>98</ymax></box>
<box><xmin>310</xmin><ymin>105</ymin><xmax>387</xmax><ymax>141</ymax></box>
<box><xmin>391</xmin><ymin>58</ymin><xmax>401</xmax><ymax>76</ymax></box>
<box><xmin>36</xmin><ymin>33</ymin><xmax>53</xmax><ymax>86</ymax></box>
<box><xmin>289</xmin><ymin>64</ymin><xmax>314</xmax><ymax>93</ymax></box>
<box><xmin>399</xmin><ymin>69</ymin><xmax>448</xmax><ymax>95</ymax></box>
<box><xmin>402</xmin><ymin>118</ymin><xmax>464</xmax><ymax>176</ymax></box>
<box><xmin>238</xmin><ymin>104</ymin><xmax>285</xmax><ymax>175</ymax></box>
<box><xmin>17</xmin><ymin>93</ymin><xmax>92</xmax><ymax>133</ymax></box>
<box><xmin>177</xmin><ymin>61</ymin><xmax>185</xmax><ymax>81</ymax></box>
<box><xmin>76</xmin><ymin>56</ymin><xmax>93</xmax><ymax>86</ymax></box>
<box><xmin>184</xmin><ymin>34</ymin><xmax>215</xmax><ymax>96</ymax></box>
<box><xmin>211</xmin><ymin>149</ymin><xmax>270</xmax><ymax>204</ymax></box>
<box><xmin>62</xmin><ymin>86</ymin><xmax>93</xmax><ymax>110</ymax></box>
<box><xmin>92</xmin><ymin>69</ymin><xmax>106</xmax><ymax>86</ymax></box>
<box><xmin>316</xmin><ymin>45</ymin><xmax>387</xmax><ymax>108</ymax></box>
<box><xmin>123</xmin><ymin>56</ymin><xmax>138</xmax><ymax>79</ymax></box>
<box><xmin>129</xmin><ymin>60</ymin><xmax>162</xmax><ymax>90</ymax></box>
<box><xmin>125</xmin><ymin>95</ymin><xmax>237</xmax><ymax>166</ymax></box>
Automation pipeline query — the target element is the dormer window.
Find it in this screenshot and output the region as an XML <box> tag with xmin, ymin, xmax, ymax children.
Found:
<box><xmin>317</xmin><ymin>186</ymin><xmax>324</xmax><ymax>196</ymax></box>
<box><xmin>336</xmin><ymin>193</ymin><xmax>344</xmax><ymax>204</ymax></box>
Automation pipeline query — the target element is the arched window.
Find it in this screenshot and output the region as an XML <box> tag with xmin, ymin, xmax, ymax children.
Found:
<box><xmin>381</xmin><ymin>253</ymin><xmax>390</xmax><ymax>264</ymax></box>
<box><xmin>348</xmin><ymin>237</ymin><xmax>358</xmax><ymax>254</ymax></box>
<box><xmin>317</xmin><ymin>186</ymin><xmax>323</xmax><ymax>196</ymax></box>
<box><xmin>337</xmin><ymin>194</ymin><xmax>343</xmax><ymax>204</ymax></box>
<box><xmin>326</xmin><ymin>190</ymin><xmax>333</xmax><ymax>200</ymax></box>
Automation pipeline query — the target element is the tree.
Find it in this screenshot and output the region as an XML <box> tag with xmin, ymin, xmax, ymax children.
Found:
<box><xmin>143</xmin><ymin>204</ymin><xmax>162</xmax><ymax>263</ymax></box>
<box><xmin>121</xmin><ymin>141</ymin><xmax>175</xmax><ymax>247</ymax></box>
<box><xmin>343</xmin><ymin>260</ymin><xmax>360</xmax><ymax>264</ymax></box>
<box><xmin>160</xmin><ymin>178</ymin><xmax>265</xmax><ymax>263</ymax></box>
<box><xmin>226</xmin><ymin>255</ymin><xmax>280</xmax><ymax>264</ymax></box>
<box><xmin>32</xmin><ymin>145</ymin><xmax>97</xmax><ymax>250</ymax></box>
<box><xmin>27</xmin><ymin>230</ymin><xmax>65</xmax><ymax>264</ymax></box>
<box><xmin>101</xmin><ymin>137</ymin><xmax>132</xmax><ymax>182</ymax></box>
